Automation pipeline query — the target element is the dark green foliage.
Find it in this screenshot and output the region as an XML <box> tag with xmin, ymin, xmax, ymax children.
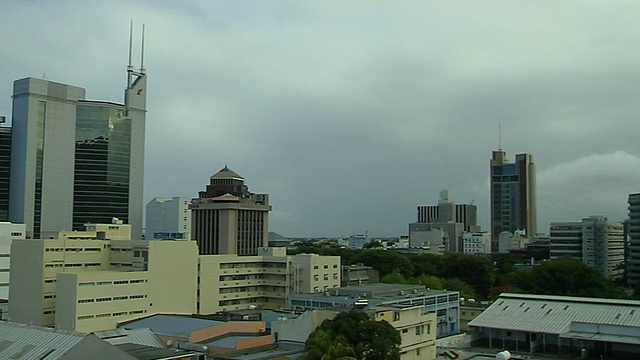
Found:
<box><xmin>528</xmin><ymin>257</ymin><xmax>623</xmax><ymax>298</ymax></box>
<box><xmin>350</xmin><ymin>249</ymin><xmax>414</xmax><ymax>278</ymax></box>
<box><xmin>301</xmin><ymin>310</ymin><xmax>401</xmax><ymax>360</ymax></box>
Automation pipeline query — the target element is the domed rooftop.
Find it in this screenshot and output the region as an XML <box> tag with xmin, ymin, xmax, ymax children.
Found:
<box><xmin>210</xmin><ymin>165</ymin><xmax>244</xmax><ymax>181</ymax></box>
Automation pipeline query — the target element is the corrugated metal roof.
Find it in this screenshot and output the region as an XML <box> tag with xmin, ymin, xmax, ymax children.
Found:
<box><xmin>560</xmin><ymin>331</ymin><xmax>640</xmax><ymax>346</ymax></box>
<box><xmin>0</xmin><ymin>321</ymin><xmax>85</xmax><ymax>360</ymax></box>
<box><xmin>94</xmin><ymin>327</ymin><xmax>166</xmax><ymax>348</ymax></box>
<box><xmin>468</xmin><ymin>293</ymin><xmax>640</xmax><ymax>334</ymax></box>
<box><xmin>122</xmin><ymin>314</ymin><xmax>224</xmax><ymax>337</ymax></box>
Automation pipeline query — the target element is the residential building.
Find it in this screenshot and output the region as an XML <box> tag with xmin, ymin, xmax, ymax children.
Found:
<box><xmin>271</xmin><ymin>305</ymin><xmax>437</xmax><ymax>360</ymax></box>
<box><xmin>8</xmin><ymin>51</ymin><xmax>146</xmax><ymax>239</ymax></box>
<box><xmin>198</xmin><ymin>247</ymin><xmax>341</xmax><ymax>314</ymax></box>
<box><xmin>347</xmin><ymin>234</ymin><xmax>370</xmax><ymax>249</ymax></box>
<box><xmin>9</xmin><ymin>223</ymin><xmax>198</xmax><ymax>333</ymax></box>
<box><xmin>9</xmin><ymin>220</ymin><xmax>339</xmax><ymax>333</ymax></box>
<box><xmin>0</xmin><ymin>121</ymin><xmax>10</xmax><ymax>222</ymax></box>
<box><xmin>341</xmin><ymin>264</ymin><xmax>379</xmax><ymax>287</ymax></box>
<box><xmin>191</xmin><ymin>166</ymin><xmax>271</xmax><ymax>255</ymax></box>
<box><xmin>414</xmin><ymin>190</ymin><xmax>480</xmax><ymax>253</ymax></box>
<box><xmin>290</xmin><ymin>284</ymin><xmax>460</xmax><ymax>338</ymax></box>
<box><xmin>490</xmin><ymin>151</ymin><xmax>537</xmax><ymax>249</ymax></box>
<box><xmin>628</xmin><ymin>193</ymin><xmax>640</xmax><ymax>286</ymax></box>
<box><xmin>0</xmin><ymin>222</ymin><xmax>25</xmax><ymax>300</ymax></box>
<box><xmin>370</xmin><ymin>305</ymin><xmax>437</xmax><ymax>360</ymax></box>
<box><xmin>549</xmin><ymin>216</ymin><xmax>625</xmax><ymax>280</ymax></box>
<box><xmin>469</xmin><ymin>293</ymin><xmax>640</xmax><ymax>357</ymax></box>
<box><xmin>461</xmin><ymin>232</ymin><xmax>491</xmax><ymax>254</ymax></box>
<box><xmin>408</xmin><ymin>224</ymin><xmax>446</xmax><ymax>255</ymax></box>
<box><xmin>146</xmin><ymin>196</ymin><xmax>191</xmax><ymax>239</ymax></box>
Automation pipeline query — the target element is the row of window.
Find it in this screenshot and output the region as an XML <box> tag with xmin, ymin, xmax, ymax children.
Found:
<box><xmin>313</xmin><ymin>273</ymin><xmax>339</xmax><ymax>281</ymax></box>
<box><xmin>79</xmin><ymin>279</ymin><xmax>146</xmax><ymax>287</ymax></box>
<box><xmin>45</xmin><ymin>247</ymin><xmax>102</xmax><ymax>252</ymax></box>
<box><xmin>78</xmin><ymin>294</ymin><xmax>147</xmax><ymax>304</ymax></box>
<box><xmin>313</xmin><ymin>264</ymin><xmax>338</xmax><ymax>269</ymax></box>
<box><xmin>77</xmin><ymin>309</ymin><xmax>147</xmax><ymax>320</ymax></box>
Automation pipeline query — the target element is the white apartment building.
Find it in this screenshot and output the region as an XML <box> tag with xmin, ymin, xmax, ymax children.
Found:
<box><xmin>550</xmin><ymin>216</ymin><xmax>625</xmax><ymax>279</ymax></box>
<box><xmin>198</xmin><ymin>247</ymin><xmax>340</xmax><ymax>314</ymax></box>
<box><xmin>461</xmin><ymin>232</ymin><xmax>491</xmax><ymax>254</ymax></box>
<box><xmin>145</xmin><ymin>196</ymin><xmax>191</xmax><ymax>239</ymax></box>
<box><xmin>9</xmin><ymin>223</ymin><xmax>340</xmax><ymax>333</ymax></box>
<box><xmin>9</xmin><ymin>223</ymin><xmax>197</xmax><ymax>333</ymax></box>
<box><xmin>0</xmin><ymin>222</ymin><xmax>25</xmax><ymax>300</ymax></box>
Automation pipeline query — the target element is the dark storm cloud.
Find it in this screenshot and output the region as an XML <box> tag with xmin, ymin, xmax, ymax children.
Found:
<box><xmin>2</xmin><ymin>1</ymin><xmax>640</xmax><ymax>236</ymax></box>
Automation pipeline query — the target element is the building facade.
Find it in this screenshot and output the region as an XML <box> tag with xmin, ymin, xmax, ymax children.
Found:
<box><xmin>0</xmin><ymin>222</ymin><xmax>25</xmax><ymax>300</ymax></box>
<box><xmin>0</xmin><ymin>124</ymin><xmax>10</xmax><ymax>222</ymax></box>
<box><xmin>191</xmin><ymin>166</ymin><xmax>271</xmax><ymax>255</ymax></box>
<box><xmin>490</xmin><ymin>151</ymin><xmax>537</xmax><ymax>246</ymax></box>
<box><xmin>290</xmin><ymin>284</ymin><xmax>460</xmax><ymax>338</ymax></box>
<box><xmin>461</xmin><ymin>232</ymin><xmax>491</xmax><ymax>254</ymax></box>
<box><xmin>146</xmin><ymin>196</ymin><xmax>191</xmax><ymax>239</ymax></box>
<box><xmin>198</xmin><ymin>247</ymin><xmax>341</xmax><ymax>314</ymax></box>
<box><xmin>9</xmin><ymin>223</ymin><xmax>197</xmax><ymax>333</ymax></box>
<box><xmin>414</xmin><ymin>190</ymin><xmax>480</xmax><ymax>253</ymax></box>
<box><xmin>628</xmin><ymin>194</ymin><xmax>640</xmax><ymax>287</ymax></box>
<box><xmin>8</xmin><ymin>61</ymin><xmax>146</xmax><ymax>239</ymax></box>
<box><xmin>550</xmin><ymin>216</ymin><xmax>625</xmax><ymax>280</ymax></box>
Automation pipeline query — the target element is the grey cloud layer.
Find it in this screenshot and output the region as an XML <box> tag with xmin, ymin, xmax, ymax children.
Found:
<box><xmin>2</xmin><ymin>1</ymin><xmax>640</xmax><ymax>236</ymax></box>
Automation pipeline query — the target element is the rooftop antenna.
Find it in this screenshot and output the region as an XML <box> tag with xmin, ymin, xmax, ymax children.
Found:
<box><xmin>140</xmin><ymin>24</ymin><xmax>145</xmax><ymax>73</ymax></box>
<box><xmin>498</xmin><ymin>122</ymin><xmax>502</xmax><ymax>151</ymax></box>
<box><xmin>127</xmin><ymin>20</ymin><xmax>133</xmax><ymax>89</ymax></box>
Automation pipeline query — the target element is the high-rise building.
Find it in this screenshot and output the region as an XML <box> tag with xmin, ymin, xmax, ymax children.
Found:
<box><xmin>628</xmin><ymin>193</ymin><xmax>640</xmax><ymax>286</ymax></box>
<box><xmin>413</xmin><ymin>190</ymin><xmax>480</xmax><ymax>253</ymax></box>
<box><xmin>145</xmin><ymin>197</ymin><xmax>191</xmax><ymax>239</ymax></box>
<box><xmin>549</xmin><ymin>216</ymin><xmax>625</xmax><ymax>280</ymax></box>
<box><xmin>0</xmin><ymin>120</ymin><xmax>11</xmax><ymax>222</ymax></box>
<box><xmin>8</xmin><ymin>54</ymin><xmax>146</xmax><ymax>239</ymax></box>
<box><xmin>490</xmin><ymin>151</ymin><xmax>537</xmax><ymax>245</ymax></box>
<box><xmin>191</xmin><ymin>166</ymin><xmax>271</xmax><ymax>255</ymax></box>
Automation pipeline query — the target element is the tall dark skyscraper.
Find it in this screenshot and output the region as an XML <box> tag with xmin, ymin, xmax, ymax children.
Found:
<box><xmin>628</xmin><ymin>193</ymin><xmax>640</xmax><ymax>287</ymax></box>
<box><xmin>0</xmin><ymin>120</ymin><xmax>11</xmax><ymax>222</ymax></box>
<box><xmin>490</xmin><ymin>151</ymin><xmax>537</xmax><ymax>244</ymax></box>
<box><xmin>191</xmin><ymin>166</ymin><xmax>271</xmax><ymax>255</ymax></box>
<box><xmin>8</xmin><ymin>31</ymin><xmax>146</xmax><ymax>238</ymax></box>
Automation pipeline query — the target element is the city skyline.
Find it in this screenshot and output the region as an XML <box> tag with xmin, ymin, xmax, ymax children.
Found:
<box><xmin>2</xmin><ymin>2</ymin><xmax>640</xmax><ymax>236</ymax></box>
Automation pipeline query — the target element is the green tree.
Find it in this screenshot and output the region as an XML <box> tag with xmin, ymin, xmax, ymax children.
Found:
<box><xmin>380</xmin><ymin>272</ymin><xmax>409</xmax><ymax>284</ymax></box>
<box><xmin>442</xmin><ymin>277</ymin><xmax>476</xmax><ymax>299</ymax></box>
<box><xmin>302</xmin><ymin>310</ymin><xmax>401</xmax><ymax>360</ymax></box>
<box><xmin>529</xmin><ymin>257</ymin><xmax>623</xmax><ymax>298</ymax></box>
<box><xmin>350</xmin><ymin>250</ymin><xmax>413</xmax><ymax>277</ymax></box>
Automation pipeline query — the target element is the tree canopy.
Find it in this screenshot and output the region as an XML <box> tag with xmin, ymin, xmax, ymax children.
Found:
<box><xmin>300</xmin><ymin>310</ymin><xmax>401</xmax><ymax>360</ymax></box>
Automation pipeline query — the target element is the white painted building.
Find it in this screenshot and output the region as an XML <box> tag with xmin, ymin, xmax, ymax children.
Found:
<box><xmin>145</xmin><ymin>197</ymin><xmax>191</xmax><ymax>239</ymax></box>
<box><xmin>461</xmin><ymin>232</ymin><xmax>491</xmax><ymax>254</ymax></box>
<box><xmin>0</xmin><ymin>222</ymin><xmax>25</xmax><ymax>300</ymax></box>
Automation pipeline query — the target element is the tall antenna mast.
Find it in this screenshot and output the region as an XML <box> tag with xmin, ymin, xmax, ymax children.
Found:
<box><xmin>127</xmin><ymin>20</ymin><xmax>133</xmax><ymax>90</ymax></box>
<box><xmin>140</xmin><ymin>24</ymin><xmax>145</xmax><ymax>73</ymax></box>
<box><xmin>498</xmin><ymin>122</ymin><xmax>502</xmax><ymax>151</ymax></box>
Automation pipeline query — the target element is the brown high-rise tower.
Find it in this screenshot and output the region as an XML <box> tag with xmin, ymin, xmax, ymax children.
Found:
<box><xmin>190</xmin><ymin>166</ymin><xmax>271</xmax><ymax>255</ymax></box>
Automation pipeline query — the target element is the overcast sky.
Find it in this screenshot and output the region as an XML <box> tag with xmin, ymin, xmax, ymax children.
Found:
<box><xmin>2</xmin><ymin>1</ymin><xmax>640</xmax><ymax>237</ymax></box>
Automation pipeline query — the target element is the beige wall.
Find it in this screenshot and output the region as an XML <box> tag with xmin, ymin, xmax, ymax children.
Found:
<box><xmin>292</xmin><ymin>254</ymin><xmax>340</xmax><ymax>294</ymax></box>
<box><xmin>373</xmin><ymin>306</ymin><xmax>437</xmax><ymax>360</ymax></box>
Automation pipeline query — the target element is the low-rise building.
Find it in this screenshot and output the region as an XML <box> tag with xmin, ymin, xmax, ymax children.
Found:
<box><xmin>461</xmin><ymin>232</ymin><xmax>491</xmax><ymax>254</ymax></box>
<box><xmin>290</xmin><ymin>283</ymin><xmax>460</xmax><ymax>338</ymax></box>
<box><xmin>0</xmin><ymin>222</ymin><xmax>25</xmax><ymax>301</ymax></box>
<box><xmin>469</xmin><ymin>293</ymin><xmax>640</xmax><ymax>358</ymax></box>
<box><xmin>341</xmin><ymin>264</ymin><xmax>379</xmax><ymax>287</ymax></box>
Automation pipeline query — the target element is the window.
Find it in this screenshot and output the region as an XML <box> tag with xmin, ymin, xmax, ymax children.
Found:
<box><xmin>314</xmin><ymin>275</ymin><xmax>319</xmax><ymax>281</ymax></box>
<box><xmin>402</xmin><ymin>329</ymin><xmax>408</xmax><ymax>333</ymax></box>
<box><xmin>333</xmin><ymin>264</ymin><xmax>338</xmax><ymax>268</ymax></box>
<box><xmin>78</xmin><ymin>299</ymin><xmax>94</xmax><ymax>303</ymax></box>
<box><xmin>324</xmin><ymin>274</ymin><xmax>329</xmax><ymax>280</ymax></box>
<box><xmin>394</xmin><ymin>312</ymin><xmax>400</xmax><ymax>321</ymax></box>
<box><xmin>324</xmin><ymin>265</ymin><xmax>328</xmax><ymax>269</ymax></box>
<box><xmin>314</xmin><ymin>265</ymin><xmax>319</xmax><ymax>269</ymax></box>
